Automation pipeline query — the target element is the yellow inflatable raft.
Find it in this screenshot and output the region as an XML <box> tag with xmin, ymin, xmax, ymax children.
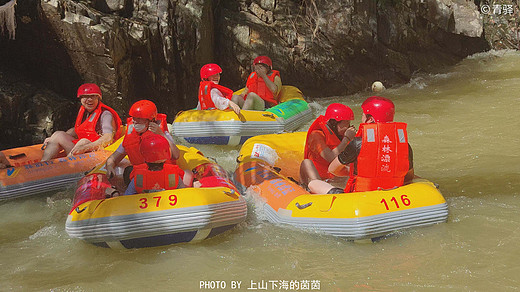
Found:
<box><xmin>172</xmin><ymin>86</ymin><xmax>313</xmax><ymax>145</ymax></box>
<box><xmin>0</xmin><ymin>139</ymin><xmax>122</xmax><ymax>201</ymax></box>
<box><xmin>233</xmin><ymin>132</ymin><xmax>448</xmax><ymax>240</ymax></box>
<box><xmin>66</xmin><ymin>145</ymin><xmax>247</xmax><ymax>249</ymax></box>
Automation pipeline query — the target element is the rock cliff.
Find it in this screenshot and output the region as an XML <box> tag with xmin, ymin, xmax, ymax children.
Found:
<box><xmin>0</xmin><ymin>0</ymin><xmax>506</xmax><ymax>146</ymax></box>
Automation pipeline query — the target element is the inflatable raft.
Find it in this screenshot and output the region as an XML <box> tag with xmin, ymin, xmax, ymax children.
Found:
<box><xmin>172</xmin><ymin>86</ymin><xmax>313</xmax><ymax>145</ymax></box>
<box><xmin>66</xmin><ymin>145</ymin><xmax>247</xmax><ymax>249</ymax></box>
<box><xmin>233</xmin><ymin>132</ymin><xmax>448</xmax><ymax>240</ymax></box>
<box><xmin>0</xmin><ymin>140</ymin><xmax>122</xmax><ymax>201</ymax></box>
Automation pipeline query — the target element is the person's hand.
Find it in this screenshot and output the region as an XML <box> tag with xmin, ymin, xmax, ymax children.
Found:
<box><xmin>69</xmin><ymin>138</ymin><xmax>91</xmax><ymax>156</ymax></box>
<box><xmin>148</xmin><ymin>122</ymin><xmax>163</xmax><ymax>135</ymax></box>
<box><xmin>228</xmin><ymin>101</ymin><xmax>241</xmax><ymax>116</ymax></box>
<box><xmin>105</xmin><ymin>163</ymin><xmax>116</xmax><ymax>179</ymax></box>
<box><xmin>254</xmin><ymin>64</ymin><xmax>268</xmax><ymax>77</ymax></box>
<box><xmin>344</xmin><ymin>126</ymin><xmax>356</xmax><ymax>142</ymax></box>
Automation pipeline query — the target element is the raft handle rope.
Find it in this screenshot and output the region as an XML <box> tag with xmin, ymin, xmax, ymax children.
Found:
<box><xmin>223</xmin><ymin>189</ymin><xmax>238</xmax><ymax>199</ymax></box>
<box><xmin>75</xmin><ymin>206</ymin><xmax>87</xmax><ymax>214</ymax></box>
<box><xmin>9</xmin><ymin>152</ymin><xmax>26</xmax><ymax>159</ymax></box>
<box><xmin>262</xmin><ymin>113</ymin><xmax>275</xmax><ymax>119</ymax></box>
<box><xmin>295</xmin><ymin>202</ymin><xmax>312</xmax><ymax>209</ymax></box>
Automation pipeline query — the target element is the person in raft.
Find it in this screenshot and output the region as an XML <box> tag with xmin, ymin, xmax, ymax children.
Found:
<box><xmin>105</xmin><ymin>100</ymin><xmax>192</xmax><ymax>188</ymax></box>
<box><xmin>299</xmin><ymin>103</ymin><xmax>356</xmax><ymax>188</ymax></box>
<box><xmin>124</xmin><ymin>134</ymin><xmax>186</xmax><ymax>195</ymax></box>
<box><xmin>197</xmin><ymin>63</ymin><xmax>241</xmax><ymax>115</ymax></box>
<box><xmin>41</xmin><ymin>83</ymin><xmax>122</xmax><ymax>161</ymax></box>
<box><xmin>233</xmin><ymin>55</ymin><xmax>282</xmax><ymax>110</ymax></box>
<box><xmin>308</xmin><ymin>96</ymin><xmax>415</xmax><ymax>194</ymax></box>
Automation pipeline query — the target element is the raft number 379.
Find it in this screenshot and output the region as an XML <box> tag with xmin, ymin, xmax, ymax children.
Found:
<box><xmin>380</xmin><ymin>195</ymin><xmax>411</xmax><ymax>210</ymax></box>
<box><xmin>139</xmin><ymin>195</ymin><xmax>178</xmax><ymax>209</ymax></box>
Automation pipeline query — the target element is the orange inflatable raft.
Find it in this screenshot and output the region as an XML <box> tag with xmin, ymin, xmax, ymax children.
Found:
<box><xmin>0</xmin><ymin>140</ymin><xmax>120</xmax><ymax>201</ymax></box>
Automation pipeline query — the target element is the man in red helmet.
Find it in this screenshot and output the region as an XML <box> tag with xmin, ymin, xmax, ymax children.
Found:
<box><xmin>41</xmin><ymin>83</ymin><xmax>122</xmax><ymax>161</ymax></box>
<box><xmin>105</xmin><ymin>100</ymin><xmax>191</xmax><ymax>187</ymax></box>
<box><xmin>123</xmin><ymin>134</ymin><xmax>186</xmax><ymax>195</ymax></box>
<box><xmin>234</xmin><ymin>56</ymin><xmax>282</xmax><ymax>110</ymax></box>
<box><xmin>197</xmin><ymin>63</ymin><xmax>241</xmax><ymax>115</ymax></box>
<box><xmin>299</xmin><ymin>103</ymin><xmax>356</xmax><ymax>187</ymax></box>
<box><xmin>309</xmin><ymin>96</ymin><xmax>414</xmax><ymax>194</ymax></box>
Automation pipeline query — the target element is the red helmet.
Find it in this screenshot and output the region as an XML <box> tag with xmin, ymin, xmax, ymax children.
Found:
<box><xmin>325</xmin><ymin>103</ymin><xmax>354</xmax><ymax>121</ymax></box>
<box><xmin>140</xmin><ymin>134</ymin><xmax>171</xmax><ymax>163</ymax></box>
<box><xmin>129</xmin><ymin>100</ymin><xmax>157</xmax><ymax>120</ymax></box>
<box><xmin>361</xmin><ymin>96</ymin><xmax>395</xmax><ymax>122</ymax></box>
<box><xmin>200</xmin><ymin>63</ymin><xmax>222</xmax><ymax>80</ymax></box>
<box><xmin>77</xmin><ymin>83</ymin><xmax>102</xmax><ymax>98</ymax></box>
<box><xmin>253</xmin><ymin>56</ymin><xmax>272</xmax><ymax>68</ymax></box>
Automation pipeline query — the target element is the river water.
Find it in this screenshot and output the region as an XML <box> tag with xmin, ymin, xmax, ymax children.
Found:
<box><xmin>1</xmin><ymin>50</ymin><xmax>519</xmax><ymax>291</ymax></box>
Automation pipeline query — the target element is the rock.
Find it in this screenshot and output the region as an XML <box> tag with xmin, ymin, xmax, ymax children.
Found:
<box><xmin>1</xmin><ymin>0</ymin><xmax>493</xmax><ymax>134</ymax></box>
<box><xmin>0</xmin><ymin>69</ymin><xmax>75</xmax><ymax>148</ymax></box>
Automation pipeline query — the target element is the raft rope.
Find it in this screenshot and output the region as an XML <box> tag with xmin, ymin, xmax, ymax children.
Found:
<box><xmin>0</xmin><ymin>0</ymin><xmax>16</xmax><ymax>40</ymax></box>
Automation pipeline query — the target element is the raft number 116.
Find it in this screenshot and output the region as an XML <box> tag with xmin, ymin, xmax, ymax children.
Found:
<box><xmin>139</xmin><ymin>195</ymin><xmax>178</xmax><ymax>209</ymax></box>
<box><xmin>380</xmin><ymin>195</ymin><xmax>411</xmax><ymax>210</ymax></box>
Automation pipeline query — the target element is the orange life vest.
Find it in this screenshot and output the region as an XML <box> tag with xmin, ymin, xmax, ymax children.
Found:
<box><xmin>303</xmin><ymin>115</ymin><xmax>341</xmax><ymax>179</ymax></box>
<box><xmin>132</xmin><ymin>163</ymin><xmax>184</xmax><ymax>193</ymax></box>
<box><xmin>344</xmin><ymin>122</ymin><xmax>409</xmax><ymax>192</ymax></box>
<box><xmin>121</xmin><ymin>114</ymin><xmax>169</xmax><ymax>165</ymax></box>
<box><xmin>198</xmin><ymin>81</ymin><xmax>235</xmax><ymax>110</ymax></box>
<box><xmin>74</xmin><ymin>102</ymin><xmax>122</xmax><ymax>143</ymax></box>
<box><xmin>245</xmin><ymin>70</ymin><xmax>280</xmax><ymax>105</ymax></box>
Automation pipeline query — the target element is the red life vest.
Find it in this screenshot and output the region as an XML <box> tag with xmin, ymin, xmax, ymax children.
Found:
<box><xmin>121</xmin><ymin>114</ymin><xmax>169</xmax><ymax>165</ymax></box>
<box><xmin>132</xmin><ymin>163</ymin><xmax>184</xmax><ymax>193</ymax></box>
<box><xmin>303</xmin><ymin>115</ymin><xmax>341</xmax><ymax>179</ymax></box>
<box><xmin>245</xmin><ymin>70</ymin><xmax>280</xmax><ymax>105</ymax></box>
<box><xmin>74</xmin><ymin>102</ymin><xmax>122</xmax><ymax>143</ymax></box>
<box><xmin>198</xmin><ymin>81</ymin><xmax>235</xmax><ymax>110</ymax></box>
<box><xmin>344</xmin><ymin>122</ymin><xmax>409</xmax><ymax>192</ymax></box>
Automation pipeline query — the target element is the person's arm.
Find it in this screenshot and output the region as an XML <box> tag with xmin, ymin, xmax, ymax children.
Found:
<box><xmin>404</xmin><ymin>144</ymin><xmax>415</xmax><ymax>183</ymax></box>
<box><xmin>329</xmin><ymin>137</ymin><xmax>361</xmax><ymax>176</ymax></box>
<box><xmin>69</xmin><ymin>112</ymin><xmax>115</xmax><ymax>155</ymax></box>
<box><xmin>328</xmin><ymin>156</ymin><xmax>349</xmax><ymax>177</ymax></box>
<box><xmin>271</xmin><ymin>75</ymin><xmax>282</xmax><ymax>101</ymax></box>
<box><xmin>211</xmin><ymin>88</ymin><xmax>240</xmax><ymax>115</ymax></box>
<box><xmin>105</xmin><ymin>147</ymin><xmax>126</xmax><ymax>178</ymax></box>
<box><xmin>257</xmin><ymin>66</ymin><xmax>278</xmax><ymax>95</ymax></box>
<box><xmin>164</xmin><ymin>131</ymin><xmax>180</xmax><ymax>160</ymax></box>
<box><xmin>148</xmin><ymin>123</ymin><xmax>181</xmax><ymax>160</ymax></box>
<box><xmin>320</xmin><ymin>126</ymin><xmax>356</xmax><ymax>162</ymax></box>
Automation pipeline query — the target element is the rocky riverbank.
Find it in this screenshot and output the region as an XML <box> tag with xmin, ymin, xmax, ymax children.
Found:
<box><xmin>0</xmin><ymin>0</ymin><xmax>518</xmax><ymax>146</ymax></box>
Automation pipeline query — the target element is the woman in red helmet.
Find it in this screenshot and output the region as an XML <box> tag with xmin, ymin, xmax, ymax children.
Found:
<box><xmin>123</xmin><ymin>134</ymin><xmax>186</xmax><ymax>196</ymax></box>
<box><xmin>197</xmin><ymin>63</ymin><xmax>241</xmax><ymax>115</ymax></box>
<box><xmin>234</xmin><ymin>56</ymin><xmax>282</xmax><ymax>110</ymax></box>
<box><xmin>105</xmin><ymin>100</ymin><xmax>189</xmax><ymax>187</ymax></box>
<box><xmin>299</xmin><ymin>103</ymin><xmax>357</xmax><ymax>187</ymax></box>
<box><xmin>41</xmin><ymin>83</ymin><xmax>122</xmax><ymax>161</ymax></box>
<box><xmin>309</xmin><ymin>96</ymin><xmax>415</xmax><ymax>194</ymax></box>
